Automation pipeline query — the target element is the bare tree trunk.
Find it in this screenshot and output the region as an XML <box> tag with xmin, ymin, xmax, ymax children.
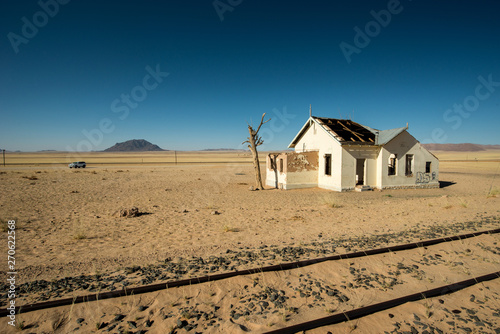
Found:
<box><xmin>248</xmin><ymin>127</ymin><xmax>263</xmax><ymax>189</ymax></box>
<box><xmin>271</xmin><ymin>154</ymin><xmax>279</xmax><ymax>189</ymax></box>
<box><xmin>243</xmin><ymin>113</ymin><xmax>270</xmax><ymax>190</ymax></box>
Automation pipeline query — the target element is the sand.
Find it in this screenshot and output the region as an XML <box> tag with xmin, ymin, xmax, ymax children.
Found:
<box><xmin>0</xmin><ymin>150</ymin><xmax>499</xmax><ymax>333</ymax></box>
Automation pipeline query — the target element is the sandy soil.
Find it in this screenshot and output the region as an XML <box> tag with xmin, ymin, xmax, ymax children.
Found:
<box><xmin>2</xmin><ymin>232</ymin><xmax>499</xmax><ymax>333</ymax></box>
<box><xmin>0</xmin><ymin>151</ymin><xmax>254</xmax><ymax>166</ymax></box>
<box><xmin>0</xmin><ymin>151</ymin><xmax>499</xmax><ymax>333</ymax></box>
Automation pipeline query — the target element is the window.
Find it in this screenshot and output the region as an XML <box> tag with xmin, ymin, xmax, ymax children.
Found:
<box><xmin>405</xmin><ymin>154</ymin><xmax>413</xmax><ymax>176</ymax></box>
<box><xmin>425</xmin><ymin>161</ymin><xmax>431</xmax><ymax>173</ymax></box>
<box><xmin>388</xmin><ymin>154</ymin><xmax>397</xmax><ymax>176</ymax></box>
<box><xmin>279</xmin><ymin>158</ymin><xmax>284</xmax><ymax>173</ymax></box>
<box><xmin>324</xmin><ymin>154</ymin><xmax>331</xmax><ymax>175</ymax></box>
<box><xmin>271</xmin><ymin>156</ymin><xmax>277</xmax><ymax>170</ymax></box>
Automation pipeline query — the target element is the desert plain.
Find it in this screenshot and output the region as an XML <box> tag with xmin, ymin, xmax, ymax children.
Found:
<box><xmin>0</xmin><ymin>150</ymin><xmax>499</xmax><ymax>333</ymax></box>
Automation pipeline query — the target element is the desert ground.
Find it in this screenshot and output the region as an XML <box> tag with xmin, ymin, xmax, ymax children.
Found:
<box><xmin>0</xmin><ymin>150</ymin><xmax>499</xmax><ymax>333</ymax></box>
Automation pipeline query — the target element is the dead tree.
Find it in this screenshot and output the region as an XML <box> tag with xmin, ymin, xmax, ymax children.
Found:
<box><xmin>243</xmin><ymin>113</ymin><xmax>270</xmax><ymax>190</ymax></box>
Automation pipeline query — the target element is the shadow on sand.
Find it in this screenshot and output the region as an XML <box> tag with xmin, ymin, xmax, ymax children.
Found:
<box><xmin>439</xmin><ymin>181</ymin><xmax>456</xmax><ymax>188</ymax></box>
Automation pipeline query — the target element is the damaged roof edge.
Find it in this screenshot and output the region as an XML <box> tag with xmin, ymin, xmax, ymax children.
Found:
<box><xmin>289</xmin><ymin>116</ymin><xmax>412</xmax><ymax>148</ymax></box>
<box><xmin>314</xmin><ymin>117</ymin><xmax>376</xmax><ymax>143</ymax></box>
<box><xmin>288</xmin><ymin>117</ymin><xmax>344</xmax><ymax>148</ymax></box>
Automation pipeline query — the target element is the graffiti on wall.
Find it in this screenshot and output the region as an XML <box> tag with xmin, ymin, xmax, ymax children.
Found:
<box><xmin>416</xmin><ymin>171</ymin><xmax>437</xmax><ymax>184</ymax></box>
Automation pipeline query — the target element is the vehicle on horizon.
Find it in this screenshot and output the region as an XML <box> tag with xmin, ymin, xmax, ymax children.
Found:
<box><xmin>69</xmin><ymin>161</ymin><xmax>86</xmax><ymax>168</ymax></box>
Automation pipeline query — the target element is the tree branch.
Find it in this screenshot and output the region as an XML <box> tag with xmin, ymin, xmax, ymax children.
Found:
<box><xmin>255</xmin><ymin>113</ymin><xmax>271</xmax><ymax>134</ymax></box>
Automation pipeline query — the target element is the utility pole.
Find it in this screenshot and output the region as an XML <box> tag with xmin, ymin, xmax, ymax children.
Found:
<box><xmin>174</xmin><ymin>150</ymin><xmax>177</xmax><ymax>165</ymax></box>
<box><xmin>2</xmin><ymin>149</ymin><xmax>5</xmax><ymax>167</ymax></box>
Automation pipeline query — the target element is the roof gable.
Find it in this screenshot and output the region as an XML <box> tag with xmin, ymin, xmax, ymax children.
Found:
<box><xmin>288</xmin><ymin>117</ymin><xmax>344</xmax><ymax>148</ymax></box>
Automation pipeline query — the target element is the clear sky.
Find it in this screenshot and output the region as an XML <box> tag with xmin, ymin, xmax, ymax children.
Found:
<box><xmin>1</xmin><ymin>0</ymin><xmax>500</xmax><ymax>151</ymax></box>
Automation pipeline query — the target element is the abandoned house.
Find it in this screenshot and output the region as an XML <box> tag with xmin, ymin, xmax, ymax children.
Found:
<box><xmin>266</xmin><ymin>116</ymin><xmax>439</xmax><ymax>191</ymax></box>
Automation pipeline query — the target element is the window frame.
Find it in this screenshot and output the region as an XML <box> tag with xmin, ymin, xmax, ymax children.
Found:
<box><xmin>324</xmin><ymin>154</ymin><xmax>332</xmax><ymax>176</ymax></box>
<box><xmin>425</xmin><ymin>161</ymin><xmax>431</xmax><ymax>173</ymax></box>
<box><xmin>405</xmin><ymin>154</ymin><xmax>414</xmax><ymax>176</ymax></box>
<box><xmin>388</xmin><ymin>154</ymin><xmax>397</xmax><ymax>176</ymax></box>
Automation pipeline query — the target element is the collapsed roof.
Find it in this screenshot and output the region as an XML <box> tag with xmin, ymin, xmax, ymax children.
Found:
<box><xmin>289</xmin><ymin>117</ymin><xmax>408</xmax><ymax>148</ymax></box>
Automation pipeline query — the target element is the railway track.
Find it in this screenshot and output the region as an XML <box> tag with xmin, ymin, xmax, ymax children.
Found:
<box><xmin>264</xmin><ymin>271</ymin><xmax>500</xmax><ymax>334</ymax></box>
<box><xmin>2</xmin><ymin>227</ymin><xmax>499</xmax><ymax>320</ymax></box>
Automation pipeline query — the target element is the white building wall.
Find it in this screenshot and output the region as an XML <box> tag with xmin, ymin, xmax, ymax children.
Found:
<box><xmin>266</xmin><ymin>151</ymin><xmax>319</xmax><ymax>189</ymax></box>
<box><xmin>294</xmin><ymin>122</ymin><xmax>343</xmax><ymax>191</ymax></box>
<box><xmin>341</xmin><ymin>148</ymin><xmax>355</xmax><ymax>190</ymax></box>
<box><xmin>317</xmin><ymin>140</ymin><xmax>343</xmax><ymax>191</ymax></box>
<box><xmin>294</xmin><ymin>121</ymin><xmax>323</xmax><ymax>153</ymax></box>
<box><xmin>376</xmin><ymin>149</ymin><xmax>384</xmax><ymax>188</ymax></box>
<box><xmin>379</xmin><ymin>131</ymin><xmax>439</xmax><ymax>189</ymax></box>
<box><xmin>286</xmin><ymin>170</ymin><xmax>318</xmax><ymax>189</ymax></box>
<box><xmin>266</xmin><ymin>154</ymin><xmax>287</xmax><ymax>189</ymax></box>
<box><xmin>342</xmin><ymin>146</ymin><xmax>380</xmax><ymax>190</ymax></box>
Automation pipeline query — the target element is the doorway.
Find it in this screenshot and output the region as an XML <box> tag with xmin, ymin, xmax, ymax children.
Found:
<box><xmin>356</xmin><ymin>159</ymin><xmax>365</xmax><ymax>185</ymax></box>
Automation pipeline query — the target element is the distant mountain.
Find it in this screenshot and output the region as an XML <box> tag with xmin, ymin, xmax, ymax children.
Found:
<box><xmin>422</xmin><ymin>143</ymin><xmax>500</xmax><ymax>152</ymax></box>
<box><xmin>103</xmin><ymin>139</ymin><xmax>166</xmax><ymax>152</ymax></box>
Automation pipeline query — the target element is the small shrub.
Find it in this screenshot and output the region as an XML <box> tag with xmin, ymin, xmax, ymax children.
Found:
<box><xmin>223</xmin><ymin>225</ymin><xmax>237</xmax><ymax>232</ymax></box>
<box><xmin>487</xmin><ymin>187</ymin><xmax>500</xmax><ymax>198</ymax></box>
<box><xmin>73</xmin><ymin>231</ymin><xmax>87</xmax><ymax>240</ymax></box>
<box><xmin>52</xmin><ymin>315</ymin><xmax>67</xmax><ymax>331</ymax></box>
<box><xmin>326</xmin><ymin>201</ymin><xmax>343</xmax><ymax>208</ymax></box>
<box><xmin>322</xmin><ymin>196</ymin><xmax>343</xmax><ymax>208</ymax></box>
<box><xmin>180</xmin><ymin>310</ymin><xmax>192</xmax><ymax>319</ymax></box>
<box><xmin>0</xmin><ymin>219</ymin><xmax>8</xmax><ymax>232</ymax></box>
<box><xmin>16</xmin><ymin>319</ymin><xmax>26</xmax><ymax>330</ymax></box>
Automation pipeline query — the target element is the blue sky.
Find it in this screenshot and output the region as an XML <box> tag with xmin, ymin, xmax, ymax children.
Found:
<box><xmin>1</xmin><ymin>0</ymin><xmax>500</xmax><ymax>151</ymax></box>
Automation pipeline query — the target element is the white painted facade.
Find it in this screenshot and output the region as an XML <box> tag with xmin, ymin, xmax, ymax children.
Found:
<box><xmin>266</xmin><ymin>117</ymin><xmax>439</xmax><ymax>191</ymax></box>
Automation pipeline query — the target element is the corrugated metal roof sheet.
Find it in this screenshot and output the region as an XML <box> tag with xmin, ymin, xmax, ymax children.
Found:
<box><xmin>375</xmin><ymin>127</ymin><xmax>408</xmax><ymax>145</ymax></box>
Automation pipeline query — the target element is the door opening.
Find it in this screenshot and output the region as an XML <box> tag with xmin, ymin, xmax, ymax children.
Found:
<box><xmin>356</xmin><ymin>159</ymin><xmax>365</xmax><ymax>186</ymax></box>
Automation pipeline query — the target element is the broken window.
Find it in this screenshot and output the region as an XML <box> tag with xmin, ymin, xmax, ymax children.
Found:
<box><xmin>279</xmin><ymin>158</ymin><xmax>284</xmax><ymax>173</ymax></box>
<box><xmin>425</xmin><ymin>161</ymin><xmax>431</xmax><ymax>173</ymax></box>
<box><xmin>324</xmin><ymin>154</ymin><xmax>331</xmax><ymax>176</ymax></box>
<box><xmin>405</xmin><ymin>154</ymin><xmax>413</xmax><ymax>176</ymax></box>
<box><xmin>388</xmin><ymin>154</ymin><xmax>397</xmax><ymax>176</ymax></box>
